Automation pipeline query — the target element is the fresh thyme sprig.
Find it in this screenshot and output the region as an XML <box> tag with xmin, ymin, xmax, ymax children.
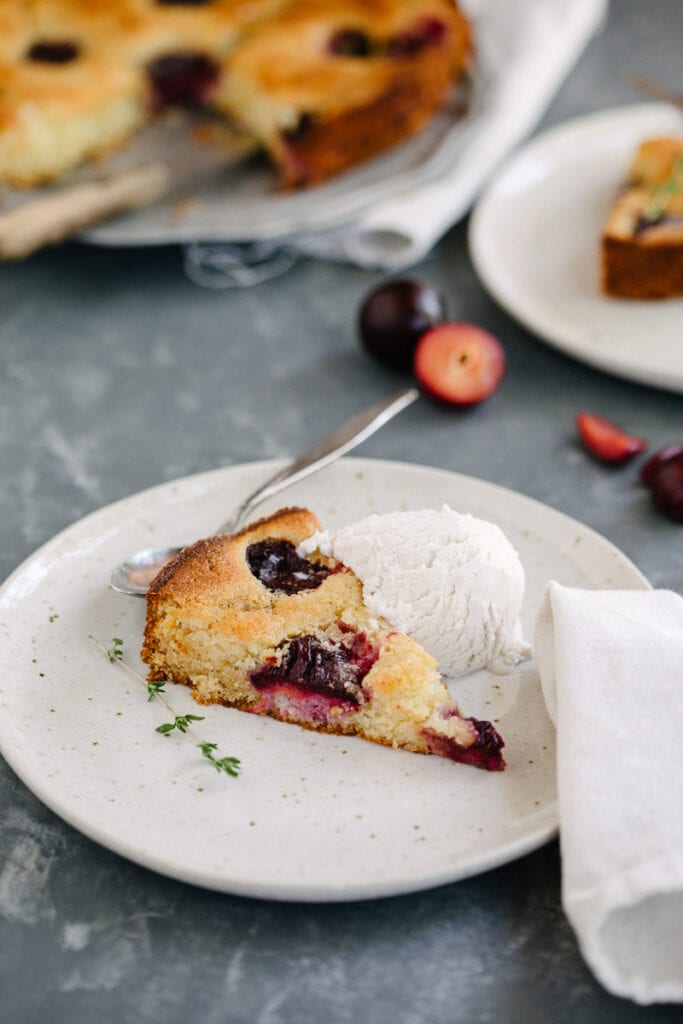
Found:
<box><xmin>89</xmin><ymin>635</ymin><xmax>241</xmax><ymax>778</ymax></box>
<box><xmin>156</xmin><ymin>713</ymin><xmax>205</xmax><ymax>735</ymax></box>
<box><xmin>146</xmin><ymin>679</ymin><xmax>166</xmax><ymax>702</ymax></box>
<box><xmin>106</xmin><ymin>637</ymin><xmax>124</xmax><ymax>663</ymax></box>
<box><xmin>198</xmin><ymin>741</ymin><xmax>241</xmax><ymax>777</ymax></box>
<box><xmin>641</xmin><ymin>153</ymin><xmax>683</xmax><ymax>224</ymax></box>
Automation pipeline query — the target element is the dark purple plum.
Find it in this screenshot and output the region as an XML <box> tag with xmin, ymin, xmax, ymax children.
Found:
<box><xmin>359</xmin><ymin>279</ymin><xmax>446</xmax><ymax>369</ymax></box>
<box><xmin>250</xmin><ymin>633</ymin><xmax>379</xmax><ymax>702</ymax></box>
<box><xmin>639</xmin><ymin>444</ymin><xmax>683</xmax><ymax>487</ymax></box>
<box><xmin>329</xmin><ymin>29</ymin><xmax>373</xmax><ymax>57</ymax></box>
<box><xmin>27</xmin><ymin>41</ymin><xmax>80</xmax><ymax>63</ymax></box>
<box><xmin>421</xmin><ymin>715</ymin><xmax>505</xmax><ymax>771</ymax></box>
<box><xmin>147</xmin><ymin>52</ymin><xmax>219</xmax><ymax>110</ymax></box>
<box><xmin>647</xmin><ymin>452</ymin><xmax>683</xmax><ymax>523</ymax></box>
<box><xmin>385</xmin><ymin>17</ymin><xmax>446</xmax><ymax>56</ymax></box>
<box><xmin>246</xmin><ymin>540</ymin><xmax>331</xmax><ymax>594</ymax></box>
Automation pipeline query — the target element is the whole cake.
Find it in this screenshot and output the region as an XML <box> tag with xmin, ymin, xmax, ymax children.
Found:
<box><xmin>0</xmin><ymin>0</ymin><xmax>473</xmax><ymax>189</ymax></box>
<box><xmin>142</xmin><ymin>507</ymin><xmax>505</xmax><ymax>770</ymax></box>
<box><xmin>602</xmin><ymin>136</ymin><xmax>683</xmax><ymax>300</ymax></box>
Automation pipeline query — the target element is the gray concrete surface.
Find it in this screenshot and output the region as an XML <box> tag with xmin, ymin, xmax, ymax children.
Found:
<box><xmin>1</xmin><ymin>2</ymin><xmax>682</xmax><ymax>1021</ymax></box>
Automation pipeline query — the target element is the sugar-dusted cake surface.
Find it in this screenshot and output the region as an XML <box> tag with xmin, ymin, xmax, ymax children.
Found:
<box><xmin>142</xmin><ymin>507</ymin><xmax>505</xmax><ymax>770</ymax></box>
<box><xmin>0</xmin><ymin>0</ymin><xmax>472</xmax><ymax>188</ymax></box>
<box><xmin>602</xmin><ymin>136</ymin><xmax>683</xmax><ymax>300</ymax></box>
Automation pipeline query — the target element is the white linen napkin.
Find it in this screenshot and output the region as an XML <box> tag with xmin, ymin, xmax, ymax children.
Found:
<box><xmin>535</xmin><ymin>581</ymin><xmax>683</xmax><ymax>1005</ymax></box>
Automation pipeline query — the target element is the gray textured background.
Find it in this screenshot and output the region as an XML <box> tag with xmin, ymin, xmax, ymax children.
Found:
<box><xmin>1</xmin><ymin>1</ymin><xmax>682</xmax><ymax>1021</ymax></box>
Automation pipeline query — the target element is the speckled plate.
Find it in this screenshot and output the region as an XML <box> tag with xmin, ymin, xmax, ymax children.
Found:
<box><xmin>0</xmin><ymin>458</ymin><xmax>648</xmax><ymax>902</ymax></box>
<box><xmin>469</xmin><ymin>104</ymin><xmax>683</xmax><ymax>393</ymax></box>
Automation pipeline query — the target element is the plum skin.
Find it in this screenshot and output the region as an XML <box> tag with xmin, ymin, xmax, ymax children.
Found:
<box><xmin>358</xmin><ymin>279</ymin><xmax>447</xmax><ymax>369</ymax></box>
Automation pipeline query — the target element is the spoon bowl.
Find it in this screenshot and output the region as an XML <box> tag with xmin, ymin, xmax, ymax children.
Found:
<box><xmin>110</xmin><ymin>546</ymin><xmax>183</xmax><ymax>596</ymax></box>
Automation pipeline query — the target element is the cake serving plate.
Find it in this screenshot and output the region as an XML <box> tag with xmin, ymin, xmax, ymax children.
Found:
<box><xmin>469</xmin><ymin>103</ymin><xmax>683</xmax><ymax>393</ymax></box>
<box><xmin>0</xmin><ymin>458</ymin><xmax>647</xmax><ymax>901</ymax></box>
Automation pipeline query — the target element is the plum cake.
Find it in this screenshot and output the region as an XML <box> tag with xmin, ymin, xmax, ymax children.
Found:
<box><xmin>142</xmin><ymin>507</ymin><xmax>505</xmax><ymax>770</ymax></box>
<box><xmin>0</xmin><ymin>0</ymin><xmax>472</xmax><ymax>189</ymax></box>
<box><xmin>602</xmin><ymin>135</ymin><xmax>683</xmax><ymax>299</ymax></box>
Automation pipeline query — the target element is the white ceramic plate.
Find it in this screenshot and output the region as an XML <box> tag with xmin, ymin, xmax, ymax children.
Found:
<box><xmin>469</xmin><ymin>103</ymin><xmax>683</xmax><ymax>393</ymax></box>
<box><xmin>0</xmin><ymin>458</ymin><xmax>648</xmax><ymax>902</ymax></box>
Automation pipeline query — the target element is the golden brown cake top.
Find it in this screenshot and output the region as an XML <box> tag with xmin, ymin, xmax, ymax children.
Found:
<box><xmin>0</xmin><ymin>0</ymin><xmax>473</xmax><ymax>187</ymax></box>
<box><xmin>603</xmin><ymin>135</ymin><xmax>683</xmax><ymax>242</ymax></box>
<box><xmin>223</xmin><ymin>0</ymin><xmax>472</xmax><ymax>120</ymax></box>
<box><xmin>629</xmin><ymin>136</ymin><xmax>683</xmax><ymax>189</ymax></box>
<box><xmin>630</xmin><ymin>136</ymin><xmax>683</xmax><ymax>219</ymax></box>
<box><xmin>0</xmin><ymin>1</ymin><xmax>144</xmax><ymax>134</ymax></box>
<box><xmin>148</xmin><ymin>506</ymin><xmax>325</xmax><ymax>602</ymax></box>
<box><xmin>120</xmin><ymin>0</ymin><xmax>289</xmax><ymax>63</ymax></box>
<box><xmin>0</xmin><ymin>0</ymin><xmax>470</xmax><ymax>121</ymax></box>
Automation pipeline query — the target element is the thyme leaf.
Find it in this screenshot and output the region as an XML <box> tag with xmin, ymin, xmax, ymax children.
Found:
<box><xmin>641</xmin><ymin>153</ymin><xmax>683</xmax><ymax>224</ymax></box>
<box><xmin>156</xmin><ymin>713</ymin><xmax>205</xmax><ymax>735</ymax></box>
<box><xmin>106</xmin><ymin>637</ymin><xmax>124</xmax><ymax>663</ymax></box>
<box><xmin>89</xmin><ymin>635</ymin><xmax>241</xmax><ymax>779</ymax></box>
<box><xmin>147</xmin><ymin>679</ymin><xmax>166</xmax><ymax>702</ymax></box>
<box><xmin>198</xmin><ymin>741</ymin><xmax>242</xmax><ymax>777</ymax></box>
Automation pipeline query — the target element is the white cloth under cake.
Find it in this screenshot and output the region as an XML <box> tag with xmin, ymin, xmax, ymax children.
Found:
<box><xmin>535</xmin><ymin>582</ymin><xmax>683</xmax><ymax>1005</ymax></box>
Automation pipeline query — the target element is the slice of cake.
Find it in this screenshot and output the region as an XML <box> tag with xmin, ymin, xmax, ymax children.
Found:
<box><xmin>602</xmin><ymin>136</ymin><xmax>683</xmax><ymax>300</ymax></box>
<box><xmin>214</xmin><ymin>0</ymin><xmax>473</xmax><ymax>187</ymax></box>
<box><xmin>142</xmin><ymin>507</ymin><xmax>505</xmax><ymax>770</ymax></box>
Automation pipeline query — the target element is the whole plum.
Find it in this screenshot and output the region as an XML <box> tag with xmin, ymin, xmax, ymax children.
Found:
<box><xmin>359</xmin><ymin>279</ymin><xmax>446</xmax><ymax>369</ymax></box>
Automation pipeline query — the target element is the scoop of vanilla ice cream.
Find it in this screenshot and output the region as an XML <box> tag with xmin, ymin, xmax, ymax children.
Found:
<box><xmin>299</xmin><ymin>506</ymin><xmax>531</xmax><ymax>677</ymax></box>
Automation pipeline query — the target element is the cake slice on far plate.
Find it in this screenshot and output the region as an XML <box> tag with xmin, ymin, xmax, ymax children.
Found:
<box><xmin>142</xmin><ymin>507</ymin><xmax>505</xmax><ymax>771</ymax></box>
<box><xmin>602</xmin><ymin>135</ymin><xmax>683</xmax><ymax>299</ymax></box>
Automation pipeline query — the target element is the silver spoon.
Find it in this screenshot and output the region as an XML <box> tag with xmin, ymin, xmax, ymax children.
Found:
<box><xmin>110</xmin><ymin>386</ymin><xmax>419</xmax><ymax>597</ymax></box>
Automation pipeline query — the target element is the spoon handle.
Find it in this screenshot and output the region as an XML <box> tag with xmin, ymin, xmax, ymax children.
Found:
<box><xmin>217</xmin><ymin>386</ymin><xmax>419</xmax><ymax>534</ymax></box>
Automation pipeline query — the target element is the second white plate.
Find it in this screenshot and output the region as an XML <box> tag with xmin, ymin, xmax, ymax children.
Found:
<box><xmin>469</xmin><ymin>103</ymin><xmax>683</xmax><ymax>393</ymax></box>
<box><xmin>0</xmin><ymin>459</ymin><xmax>648</xmax><ymax>901</ymax></box>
